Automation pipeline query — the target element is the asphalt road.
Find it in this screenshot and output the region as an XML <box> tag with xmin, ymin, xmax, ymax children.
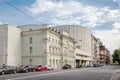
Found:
<box><xmin>0</xmin><ymin>65</ymin><xmax>119</xmax><ymax>80</ymax></box>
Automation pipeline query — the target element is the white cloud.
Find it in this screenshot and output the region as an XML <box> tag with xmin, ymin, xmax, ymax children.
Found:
<box><xmin>50</xmin><ymin>16</ymin><xmax>81</xmax><ymax>25</ymax></box>
<box><xmin>94</xmin><ymin>29</ymin><xmax>120</xmax><ymax>53</ymax></box>
<box><xmin>27</xmin><ymin>0</ymin><xmax>120</xmax><ymax>27</ymax></box>
<box><xmin>27</xmin><ymin>0</ymin><xmax>59</xmax><ymax>14</ymax></box>
<box><xmin>0</xmin><ymin>22</ymin><xmax>2</xmax><ymax>24</ymax></box>
<box><xmin>107</xmin><ymin>10</ymin><xmax>120</xmax><ymax>21</ymax></box>
<box><xmin>113</xmin><ymin>22</ymin><xmax>120</xmax><ymax>28</ymax></box>
<box><xmin>26</xmin><ymin>0</ymin><xmax>120</xmax><ymax>53</ymax></box>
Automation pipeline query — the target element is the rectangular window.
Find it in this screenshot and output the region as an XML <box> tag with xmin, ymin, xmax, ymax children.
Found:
<box><xmin>52</xmin><ymin>38</ymin><xmax>54</xmax><ymax>43</ymax></box>
<box><xmin>49</xmin><ymin>47</ymin><xmax>51</xmax><ymax>53</ymax></box>
<box><xmin>30</xmin><ymin>47</ymin><xmax>33</xmax><ymax>53</ymax></box>
<box><xmin>56</xmin><ymin>39</ymin><xmax>57</xmax><ymax>44</ymax></box>
<box><xmin>30</xmin><ymin>37</ymin><xmax>33</xmax><ymax>44</ymax></box>
<box><xmin>49</xmin><ymin>37</ymin><xmax>51</xmax><ymax>42</ymax></box>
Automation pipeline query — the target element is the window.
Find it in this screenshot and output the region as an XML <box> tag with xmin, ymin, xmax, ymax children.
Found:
<box><xmin>49</xmin><ymin>37</ymin><xmax>51</xmax><ymax>42</ymax></box>
<box><xmin>52</xmin><ymin>38</ymin><xmax>54</xmax><ymax>43</ymax></box>
<box><xmin>53</xmin><ymin>47</ymin><xmax>54</xmax><ymax>53</ymax></box>
<box><xmin>56</xmin><ymin>39</ymin><xmax>57</xmax><ymax>44</ymax></box>
<box><xmin>49</xmin><ymin>47</ymin><xmax>51</xmax><ymax>53</ymax></box>
<box><xmin>49</xmin><ymin>59</ymin><xmax>51</xmax><ymax>65</ymax></box>
<box><xmin>30</xmin><ymin>37</ymin><xmax>33</xmax><ymax>44</ymax></box>
<box><xmin>30</xmin><ymin>47</ymin><xmax>33</xmax><ymax>53</ymax></box>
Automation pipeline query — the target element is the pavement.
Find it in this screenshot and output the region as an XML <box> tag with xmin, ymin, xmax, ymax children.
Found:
<box><xmin>112</xmin><ymin>69</ymin><xmax>120</xmax><ymax>80</ymax></box>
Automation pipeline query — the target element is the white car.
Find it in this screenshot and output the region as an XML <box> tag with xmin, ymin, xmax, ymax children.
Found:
<box><xmin>45</xmin><ymin>65</ymin><xmax>54</xmax><ymax>70</ymax></box>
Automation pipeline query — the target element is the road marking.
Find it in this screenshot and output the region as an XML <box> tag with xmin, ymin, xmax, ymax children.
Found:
<box><xmin>7</xmin><ymin>68</ymin><xmax>90</xmax><ymax>80</ymax></box>
<box><xmin>110</xmin><ymin>69</ymin><xmax>119</xmax><ymax>80</ymax></box>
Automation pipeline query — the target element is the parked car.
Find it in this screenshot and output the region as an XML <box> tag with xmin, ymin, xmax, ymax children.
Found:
<box><xmin>93</xmin><ymin>64</ymin><xmax>101</xmax><ymax>67</ymax></box>
<box><xmin>17</xmin><ymin>65</ymin><xmax>35</xmax><ymax>73</ymax></box>
<box><xmin>45</xmin><ymin>65</ymin><xmax>54</xmax><ymax>70</ymax></box>
<box><xmin>0</xmin><ymin>66</ymin><xmax>17</xmax><ymax>75</ymax></box>
<box><xmin>35</xmin><ymin>65</ymin><xmax>47</xmax><ymax>71</ymax></box>
<box><xmin>63</xmin><ymin>64</ymin><xmax>71</xmax><ymax>69</ymax></box>
<box><xmin>76</xmin><ymin>64</ymin><xmax>83</xmax><ymax>68</ymax></box>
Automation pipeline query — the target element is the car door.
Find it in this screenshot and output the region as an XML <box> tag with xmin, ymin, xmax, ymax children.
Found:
<box><xmin>28</xmin><ymin>65</ymin><xmax>32</xmax><ymax>72</ymax></box>
<box><xmin>5</xmin><ymin>66</ymin><xmax>10</xmax><ymax>74</ymax></box>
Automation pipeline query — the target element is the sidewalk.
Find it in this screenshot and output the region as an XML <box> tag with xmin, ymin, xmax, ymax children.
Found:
<box><xmin>112</xmin><ymin>69</ymin><xmax>120</xmax><ymax>80</ymax></box>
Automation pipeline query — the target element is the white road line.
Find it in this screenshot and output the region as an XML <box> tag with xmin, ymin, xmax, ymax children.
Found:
<box><xmin>7</xmin><ymin>68</ymin><xmax>89</xmax><ymax>80</ymax></box>
<box><xmin>110</xmin><ymin>69</ymin><xmax>119</xmax><ymax>80</ymax></box>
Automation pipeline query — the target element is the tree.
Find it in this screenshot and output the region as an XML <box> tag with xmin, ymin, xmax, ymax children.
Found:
<box><xmin>112</xmin><ymin>49</ymin><xmax>120</xmax><ymax>65</ymax></box>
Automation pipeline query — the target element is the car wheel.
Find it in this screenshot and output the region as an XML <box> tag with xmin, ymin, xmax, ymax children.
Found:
<box><xmin>33</xmin><ymin>69</ymin><xmax>35</xmax><ymax>72</ymax></box>
<box><xmin>25</xmin><ymin>70</ymin><xmax>28</xmax><ymax>73</ymax></box>
<box><xmin>1</xmin><ymin>72</ymin><xmax>5</xmax><ymax>75</ymax></box>
<box><xmin>14</xmin><ymin>71</ymin><xmax>17</xmax><ymax>74</ymax></box>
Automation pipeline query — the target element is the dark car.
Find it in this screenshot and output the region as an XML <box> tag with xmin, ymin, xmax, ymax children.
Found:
<box><xmin>63</xmin><ymin>64</ymin><xmax>71</xmax><ymax>69</ymax></box>
<box><xmin>76</xmin><ymin>64</ymin><xmax>83</xmax><ymax>68</ymax></box>
<box><xmin>17</xmin><ymin>65</ymin><xmax>35</xmax><ymax>73</ymax></box>
<box><xmin>93</xmin><ymin>64</ymin><xmax>101</xmax><ymax>67</ymax></box>
<box><xmin>0</xmin><ymin>66</ymin><xmax>17</xmax><ymax>75</ymax></box>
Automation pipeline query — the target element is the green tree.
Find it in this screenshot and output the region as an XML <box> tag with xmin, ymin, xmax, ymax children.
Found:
<box><xmin>112</xmin><ymin>49</ymin><xmax>120</xmax><ymax>65</ymax></box>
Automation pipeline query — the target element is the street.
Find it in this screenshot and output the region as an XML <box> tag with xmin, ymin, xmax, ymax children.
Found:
<box><xmin>0</xmin><ymin>65</ymin><xmax>119</xmax><ymax>80</ymax></box>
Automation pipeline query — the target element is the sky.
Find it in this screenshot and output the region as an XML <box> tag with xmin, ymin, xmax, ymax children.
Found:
<box><xmin>0</xmin><ymin>0</ymin><xmax>120</xmax><ymax>54</ymax></box>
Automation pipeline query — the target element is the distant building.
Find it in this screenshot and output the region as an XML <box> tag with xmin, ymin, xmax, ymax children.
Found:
<box><xmin>99</xmin><ymin>44</ymin><xmax>110</xmax><ymax>65</ymax></box>
<box><xmin>91</xmin><ymin>35</ymin><xmax>100</xmax><ymax>65</ymax></box>
<box><xmin>52</xmin><ymin>25</ymin><xmax>92</xmax><ymax>66</ymax></box>
<box><xmin>0</xmin><ymin>24</ymin><xmax>21</xmax><ymax>66</ymax></box>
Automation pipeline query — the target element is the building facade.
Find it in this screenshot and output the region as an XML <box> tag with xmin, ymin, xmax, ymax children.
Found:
<box><xmin>91</xmin><ymin>35</ymin><xmax>100</xmax><ymax>65</ymax></box>
<box><xmin>0</xmin><ymin>24</ymin><xmax>21</xmax><ymax>66</ymax></box>
<box><xmin>20</xmin><ymin>25</ymin><xmax>75</xmax><ymax>68</ymax></box>
<box><xmin>52</xmin><ymin>25</ymin><xmax>92</xmax><ymax>66</ymax></box>
<box><xmin>0</xmin><ymin>24</ymin><xmax>110</xmax><ymax>68</ymax></box>
<box><xmin>99</xmin><ymin>45</ymin><xmax>110</xmax><ymax>65</ymax></box>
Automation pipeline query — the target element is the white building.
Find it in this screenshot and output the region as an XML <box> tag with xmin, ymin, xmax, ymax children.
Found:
<box><xmin>0</xmin><ymin>24</ymin><xmax>21</xmax><ymax>66</ymax></box>
<box><xmin>52</xmin><ymin>25</ymin><xmax>92</xmax><ymax>66</ymax></box>
<box><xmin>91</xmin><ymin>35</ymin><xmax>100</xmax><ymax>64</ymax></box>
<box><xmin>0</xmin><ymin>24</ymin><xmax>99</xmax><ymax>68</ymax></box>
<box><xmin>19</xmin><ymin>25</ymin><xmax>75</xmax><ymax>68</ymax></box>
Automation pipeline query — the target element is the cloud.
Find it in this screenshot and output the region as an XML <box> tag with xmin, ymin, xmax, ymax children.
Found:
<box><xmin>107</xmin><ymin>9</ymin><xmax>120</xmax><ymax>21</ymax></box>
<box><xmin>27</xmin><ymin>1</ymin><xmax>120</xmax><ymax>53</ymax></box>
<box><xmin>27</xmin><ymin>0</ymin><xmax>120</xmax><ymax>28</ymax></box>
<box><xmin>113</xmin><ymin>22</ymin><xmax>120</xmax><ymax>29</ymax></box>
<box><xmin>94</xmin><ymin>29</ymin><xmax>120</xmax><ymax>53</ymax></box>
<box><xmin>27</xmin><ymin>0</ymin><xmax>59</xmax><ymax>14</ymax></box>
<box><xmin>0</xmin><ymin>22</ymin><xmax>2</xmax><ymax>24</ymax></box>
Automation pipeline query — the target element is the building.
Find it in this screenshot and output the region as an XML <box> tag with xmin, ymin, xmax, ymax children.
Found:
<box><xmin>0</xmin><ymin>24</ymin><xmax>21</xmax><ymax>66</ymax></box>
<box><xmin>19</xmin><ymin>25</ymin><xmax>75</xmax><ymax>68</ymax></box>
<box><xmin>99</xmin><ymin>45</ymin><xmax>110</xmax><ymax>65</ymax></box>
<box><xmin>0</xmin><ymin>24</ymin><xmax>110</xmax><ymax>68</ymax></box>
<box><xmin>91</xmin><ymin>35</ymin><xmax>100</xmax><ymax>65</ymax></box>
<box><xmin>52</xmin><ymin>25</ymin><xmax>92</xmax><ymax>66</ymax></box>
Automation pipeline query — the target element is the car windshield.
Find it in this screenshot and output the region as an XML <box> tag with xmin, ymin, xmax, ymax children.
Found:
<box><xmin>21</xmin><ymin>65</ymin><xmax>29</xmax><ymax>69</ymax></box>
<box><xmin>38</xmin><ymin>65</ymin><xmax>42</xmax><ymax>67</ymax></box>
